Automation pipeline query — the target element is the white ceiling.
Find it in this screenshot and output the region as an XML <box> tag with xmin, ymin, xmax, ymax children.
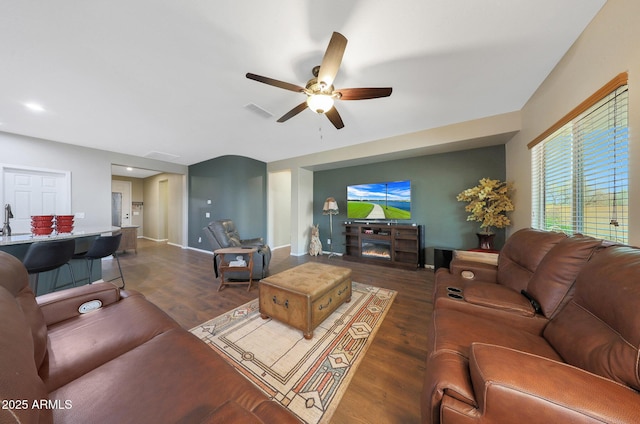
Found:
<box><xmin>0</xmin><ymin>0</ymin><xmax>606</xmax><ymax>167</ymax></box>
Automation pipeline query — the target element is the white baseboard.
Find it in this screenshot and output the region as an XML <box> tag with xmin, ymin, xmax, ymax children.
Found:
<box><xmin>141</xmin><ymin>236</ymin><xmax>169</xmax><ymax>242</ymax></box>
<box><xmin>186</xmin><ymin>246</ymin><xmax>213</xmax><ymax>255</ymax></box>
<box><xmin>320</xmin><ymin>251</ymin><xmax>343</xmax><ymax>256</ymax></box>
<box><xmin>272</xmin><ymin>244</ymin><xmax>291</xmax><ymax>251</ymax></box>
<box><xmin>140</xmin><ymin>237</ymin><xmax>184</xmax><ymax>249</ymax></box>
<box><xmin>291</xmin><ymin>251</ymin><xmax>344</xmax><ymax>257</ymax></box>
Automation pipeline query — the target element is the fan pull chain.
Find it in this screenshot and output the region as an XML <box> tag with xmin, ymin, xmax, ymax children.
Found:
<box><xmin>319</xmin><ymin>126</ymin><xmax>323</xmax><ymax>141</ymax></box>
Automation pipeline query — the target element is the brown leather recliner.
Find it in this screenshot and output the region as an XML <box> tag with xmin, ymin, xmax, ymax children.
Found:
<box><xmin>0</xmin><ymin>250</ymin><xmax>299</xmax><ymax>424</ymax></box>
<box><xmin>422</xmin><ymin>244</ymin><xmax>640</xmax><ymax>424</ymax></box>
<box><xmin>203</xmin><ymin>219</ymin><xmax>271</xmax><ymax>280</ymax></box>
<box><xmin>434</xmin><ymin>231</ymin><xmax>606</xmax><ymax>334</ymax></box>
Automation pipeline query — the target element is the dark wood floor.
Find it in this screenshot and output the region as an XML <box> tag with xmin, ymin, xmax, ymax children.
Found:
<box><xmin>104</xmin><ymin>238</ymin><xmax>434</xmax><ymax>424</ymax></box>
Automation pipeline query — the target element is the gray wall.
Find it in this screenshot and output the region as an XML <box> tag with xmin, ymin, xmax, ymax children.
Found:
<box><xmin>313</xmin><ymin>145</ymin><xmax>507</xmax><ymax>264</ymax></box>
<box><xmin>1</xmin><ymin>131</ymin><xmax>187</xmax><ymax>233</ymax></box>
<box><xmin>189</xmin><ymin>155</ymin><xmax>267</xmax><ymax>250</ymax></box>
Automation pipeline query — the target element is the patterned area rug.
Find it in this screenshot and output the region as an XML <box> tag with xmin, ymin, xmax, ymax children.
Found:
<box><xmin>191</xmin><ymin>282</ymin><xmax>396</xmax><ymax>424</ymax></box>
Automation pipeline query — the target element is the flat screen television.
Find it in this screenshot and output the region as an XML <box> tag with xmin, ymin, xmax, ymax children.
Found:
<box><xmin>347</xmin><ymin>180</ymin><xmax>411</xmax><ymax>220</ymax></box>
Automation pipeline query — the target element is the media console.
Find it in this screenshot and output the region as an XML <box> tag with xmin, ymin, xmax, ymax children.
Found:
<box><xmin>342</xmin><ymin>222</ymin><xmax>423</xmax><ymax>269</ymax></box>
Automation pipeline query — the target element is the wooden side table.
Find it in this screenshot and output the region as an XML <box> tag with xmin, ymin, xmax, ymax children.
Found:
<box><xmin>213</xmin><ymin>247</ymin><xmax>257</xmax><ymax>291</ymax></box>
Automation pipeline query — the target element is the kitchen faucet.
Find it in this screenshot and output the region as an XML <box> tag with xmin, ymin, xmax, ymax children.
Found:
<box><xmin>1</xmin><ymin>204</ymin><xmax>13</xmax><ymax>236</ymax></box>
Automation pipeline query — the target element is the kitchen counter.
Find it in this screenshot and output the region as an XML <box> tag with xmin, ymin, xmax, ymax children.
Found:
<box><xmin>0</xmin><ymin>226</ymin><xmax>122</xmax><ymax>296</ymax></box>
<box><xmin>0</xmin><ymin>226</ymin><xmax>120</xmax><ymax>246</ymax></box>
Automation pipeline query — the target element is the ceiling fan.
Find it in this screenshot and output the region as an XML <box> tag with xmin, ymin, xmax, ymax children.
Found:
<box><xmin>246</xmin><ymin>32</ymin><xmax>392</xmax><ymax>130</ymax></box>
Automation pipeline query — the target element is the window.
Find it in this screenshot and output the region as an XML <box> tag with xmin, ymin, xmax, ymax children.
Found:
<box><xmin>529</xmin><ymin>73</ymin><xmax>628</xmax><ymax>243</ymax></box>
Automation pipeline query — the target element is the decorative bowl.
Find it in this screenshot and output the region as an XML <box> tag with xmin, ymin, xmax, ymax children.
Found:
<box><xmin>55</xmin><ymin>215</ymin><xmax>75</xmax><ymax>221</ymax></box>
<box><xmin>31</xmin><ymin>221</ymin><xmax>54</xmax><ymax>228</ymax></box>
<box><xmin>56</xmin><ymin>218</ymin><xmax>75</xmax><ymax>225</ymax></box>
<box><xmin>32</xmin><ymin>227</ymin><xmax>54</xmax><ymax>236</ymax></box>
<box><xmin>31</xmin><ymin>215</ymin><xmax>55</xmax><ymax>221</ymax></box>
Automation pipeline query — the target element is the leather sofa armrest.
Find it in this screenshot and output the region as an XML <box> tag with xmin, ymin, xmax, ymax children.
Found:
<box><xmin>454</xmin><ymin>250</ymin><xmax>499</xmax><ymax>266</ymax></box>
<box><xmin>442</xmin><ymin>343</ymin><xmax>640</xmax><ymax>423</ymax></box>
<box><xmin>463</xmin><ymin>283</ymin><xmax>535</xmax><ymax>316</ymax></box>
<box><xmin>448</xmin><ymin>259</ymin><xmax>498</xmax><ymax>282</ymax></box>
<box><xmin>36</xmin><ymin>282</ymin><xmax>126</xmax><ymax>326</ymax></box>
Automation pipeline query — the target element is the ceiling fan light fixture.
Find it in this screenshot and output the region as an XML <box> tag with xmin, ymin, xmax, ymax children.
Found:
<box><xmin>307</xmin><ymin>94</ymin><xmax>334</xmax><ymax>114</ymax></box>
<box><xmin>246</xmin><ymin>32</ymin><xmax>391</xmax><ymax>129</ymax></box>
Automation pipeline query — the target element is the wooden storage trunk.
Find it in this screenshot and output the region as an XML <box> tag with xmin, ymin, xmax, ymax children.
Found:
<box><xmin>259</xmin><ymin>263</ymin><xmax>352</xmax><ymax>339</ymax></box>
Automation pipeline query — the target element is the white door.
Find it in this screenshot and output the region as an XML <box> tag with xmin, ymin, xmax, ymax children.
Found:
<box><xmin>111</xmin><ymin>180</ymin><xmax>132</xmax><ymax>227</ymax></box>
<box><xmin>1</xmin><ymin>165</ymin><xmax>71</xmax><ymax>234</ymax></box>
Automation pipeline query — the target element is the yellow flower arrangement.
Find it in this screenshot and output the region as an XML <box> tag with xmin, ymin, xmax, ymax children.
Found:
<box><xmin>457</xmin><ymin>178</ymin><xmax>514</xmax><ymax>234</ymax></box>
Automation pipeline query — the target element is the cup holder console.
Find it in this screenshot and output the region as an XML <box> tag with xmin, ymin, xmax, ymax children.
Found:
<box><xmin>446</xmin><ymin>286</ymin><xmax>464</xmax><ymax>300</ymax></box>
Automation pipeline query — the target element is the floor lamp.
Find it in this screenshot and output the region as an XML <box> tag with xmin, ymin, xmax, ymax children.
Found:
<box><xmin>323</xmin><ymin>197</ymin><xmax>339</xmax><ymax>258</ymax></box>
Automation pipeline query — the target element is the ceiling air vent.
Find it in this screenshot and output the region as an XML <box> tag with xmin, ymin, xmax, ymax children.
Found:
<box><xmin>244</xmin><ymin>103</ymin><xmax>273</xmax><ymax>119</ymax></box>
<box><xmin>144</xmin><ymin>151</ymin><xmax>181</xmax><ymax>161</ymax></box>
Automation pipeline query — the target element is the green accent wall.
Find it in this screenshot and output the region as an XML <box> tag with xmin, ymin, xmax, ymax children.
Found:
<box><xmin>188</xmin><ymin>155</ymin><xmax>267</xmax><ymax>250</ymax></box>
<box><xmin>313</xmin><ymin>145</ymin><xmax>507</xmax><ymax>264</ymax></box>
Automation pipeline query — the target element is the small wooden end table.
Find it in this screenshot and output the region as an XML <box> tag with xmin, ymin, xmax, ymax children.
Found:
<box><xmin>213</xmin><ymin>247</ymin><xmax>257</xmax><ymax>291</ymax></box>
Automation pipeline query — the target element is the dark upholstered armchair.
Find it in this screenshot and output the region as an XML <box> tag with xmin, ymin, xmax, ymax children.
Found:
<box><xmin>203</xmin><ymin>219</ymin><xmax>271</xmax><ymax>280</ymax></box>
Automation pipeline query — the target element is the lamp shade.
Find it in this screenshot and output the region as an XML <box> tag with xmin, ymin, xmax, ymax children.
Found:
<box><xmin>323</xmin><ymin>197</ymin><xmax>339</xmax><ymax>215</ymax></box>
<box><xmin>307</xmin><ymin>94</ymin><xmax>334</xmax><ymax>114</ymax></box>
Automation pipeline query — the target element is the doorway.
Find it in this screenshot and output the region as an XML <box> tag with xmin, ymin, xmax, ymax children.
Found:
<box><xmin>268</xmin><ymin>170</ymin><xmax>292</xmax><ymax>249</ymax></box>
<box><xmin>158</xmin><ymin>179</ymin><xmax>169</xmax><ymax>241</ymax></box>
<box><xmin>110</xmin><ymin>165</ymin><xmax>187</xmax><ymax>246</ymax></box>
<box><xmin>111</xmin><ymin>180</ymin><xmax>132</xmax><ymax>227</ymax></box>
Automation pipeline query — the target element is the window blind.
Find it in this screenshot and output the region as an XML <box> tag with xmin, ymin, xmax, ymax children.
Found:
<box><xmin>531</xmin><ymin>79</ymin><xmax>628</xmax><ymax>243</ymax></box>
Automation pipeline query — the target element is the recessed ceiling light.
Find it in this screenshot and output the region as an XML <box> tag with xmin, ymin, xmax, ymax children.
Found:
<box><xmin>24</xmin><ymin>102</ymin><xmax>46</xmax><ymax>112</ymax></box>
<box><xmin>126</xmin><ymin>167</ymin><xmax>133</xmax><ymax>171</ymax></box>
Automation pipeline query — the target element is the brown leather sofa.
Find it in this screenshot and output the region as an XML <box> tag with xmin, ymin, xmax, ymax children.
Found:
<box><xmin>0</xmin><ymin>251</ymin><xmax>299</xmax><ymax>424</ymax></box>
<box><xmin>422</xmin><ymin>230</ymin><xmax>640</xmax><ymax>423</ymax></box>
<box><xmin>434</xmin><ymin>229</ymin><xmax>606</xmax><ymax>334</ymax></box>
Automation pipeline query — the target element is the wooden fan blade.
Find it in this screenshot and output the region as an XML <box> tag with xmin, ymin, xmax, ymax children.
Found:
<box><xmin>317</xmin><ymin>32</ymin><xmax>347</xmax><ymax>88</ymax></box>
<box><xmin>325</xmin><ymin>107</ymin><xmax>345</xmax><ymax>129</ymax></box>
<box><xmin>336</xmin><ymin>87</ymin><xmax>393</xmax><ymax>100</ymax></box>
<box><xmin>246</xmin><ymin>73</ymin><xmax>305</xmax><ymax>93</ymax></box>
<box><xmin>277</xmin><ymin>101</ymin><xmax>309</xmax><ymax>123</ymax></box>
